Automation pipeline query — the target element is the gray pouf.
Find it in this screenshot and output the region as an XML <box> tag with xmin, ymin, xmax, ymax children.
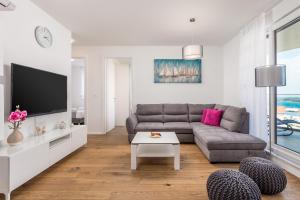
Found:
<box><xmin>239</xmin><ymin>157</ymin><xmax>287</xmax><ymax>195</ymax></box>
<box><xmin>207</xmin><ymin>169</ymin><xmax>261</xmax><ymax>200</ymax></box>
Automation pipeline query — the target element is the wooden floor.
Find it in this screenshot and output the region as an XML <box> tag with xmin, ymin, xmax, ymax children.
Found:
<box><xmin>4</xmin><ymin>127</ymin><xmax>300</xmax><ymax>200</ymax></box>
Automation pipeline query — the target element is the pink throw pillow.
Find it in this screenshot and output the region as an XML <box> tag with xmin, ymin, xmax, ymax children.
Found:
<box><xmin>201</xmin><ymin>109</ymin><xmax>209</xmax><ymax>123</ymax></box>
<box><xmin>203</xmin><ymin>109</ymin><xmax>224</xmax><ymax>126</ymax></box>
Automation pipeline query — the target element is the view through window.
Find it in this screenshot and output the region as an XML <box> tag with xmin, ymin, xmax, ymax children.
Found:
<box><xmin>275</xmin><ymin>17</ymin><xmax>300</xmax><ymax>153</ymax></box>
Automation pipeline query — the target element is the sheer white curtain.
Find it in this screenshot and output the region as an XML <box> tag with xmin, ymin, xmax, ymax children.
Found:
<box><xmin>239</xmin><ymin>14</ymin><xmax>268</xmax><ymax>142</ymax></box>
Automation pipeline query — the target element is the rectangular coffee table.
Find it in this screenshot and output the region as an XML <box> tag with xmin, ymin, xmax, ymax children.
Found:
<box><xmin>131</xmin><ymin>132</ymin><xmax>180</xmax><ymax>170</ymax></box>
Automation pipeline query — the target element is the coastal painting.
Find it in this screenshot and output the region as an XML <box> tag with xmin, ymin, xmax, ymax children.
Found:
<box><xmin>154</xmin><ymin>59</ymin><xmax>201</xmax><ymax>83</ymax></box>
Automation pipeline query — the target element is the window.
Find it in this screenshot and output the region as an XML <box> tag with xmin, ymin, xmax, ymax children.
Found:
<box><xmin>275</xmin><ymin>17</ymin><xmax>300</xmax><ymax>153</ymax></box>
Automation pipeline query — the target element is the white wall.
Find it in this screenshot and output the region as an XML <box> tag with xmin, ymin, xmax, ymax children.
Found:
<box><xmin>72</xmin><ymin>46</ymin><xmax>223</xmax><ymax>133</ymax></box>
<box><xmin>222</xmin><ymin>34</ymin><xmax>241</xmax><ymax>107</ymax></box>
<box><xmin>115</xmin><ymin>62</ymin><xmax>130</xmax><ymax>126</ymax></box>
<box><xmin>1</xmin><ymin>0</ymin><xmax>71</xmax><ymax>140</ymax></box>
<box><xmin>222</xmin><ymin>35</ymin><xmax>241</xmax><ymax>106</ymax></box>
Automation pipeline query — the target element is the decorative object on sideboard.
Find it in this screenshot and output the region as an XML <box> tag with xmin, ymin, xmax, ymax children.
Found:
<box><xmin>35</xmin><ymin>126</ymin><xmax>46</xmax><ymax>136</ymax></box>
<box><xmin>255</xmin><ymin>64</ymin><xmax>286</xmax><ymax>155</ymax></box>
<box><xmin>35</xmin><ymin>26</ymin><xmax>53</xmax><ymax>48</ymax></box>
<box><xmin>7</xmin><ymin>105</ymin><xmax>27</xmax><ymax>146</ymax></box>
<box><xmin>154</xmin><ymin>59</ymin><xmax>201</xmax><ymax>83</ymax></box>
<box><xmin>57</xmin><ymin>121</ymin><xmax>67</xmax><ymax>130</ymax></box>
<box><xmin>182</xmin><ymin>18</ymin><xmax>203</xmax><ymax>60</ymax></box>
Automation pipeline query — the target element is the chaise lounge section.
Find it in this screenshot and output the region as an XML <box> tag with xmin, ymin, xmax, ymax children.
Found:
<box><xmin>126</xmin><ymin>104</ymin><xmax>267</xmax><ymax>163</ymax></box>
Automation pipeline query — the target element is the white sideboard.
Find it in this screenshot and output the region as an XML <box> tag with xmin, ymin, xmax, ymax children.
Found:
<box><xmin>0</xmin><ymin>125</ymin><xmax>87</xmax><ymax>200</ymax></box>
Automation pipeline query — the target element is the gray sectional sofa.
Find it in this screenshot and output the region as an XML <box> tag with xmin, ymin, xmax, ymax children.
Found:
<box><xmin>126</xmin><ymin>104</ymin><xmax>267</xmax><ymax>163</ymax></box>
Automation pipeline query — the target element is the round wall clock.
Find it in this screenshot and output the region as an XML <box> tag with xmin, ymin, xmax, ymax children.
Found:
<box><xmin>35</xmin><ymin>26</ymin><xmax>53</xmax><ymax>48</ymax></box>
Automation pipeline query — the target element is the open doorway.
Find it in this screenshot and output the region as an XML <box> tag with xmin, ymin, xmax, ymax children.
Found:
<box><xmin>71</xmin><ymin>58</ymin><xmax>86</xmax><ymax>125</ymax></box>
<box><xmin>105</xmin><ymin>58</ymin><xmax>132</xmax><ymax>133</ymax></box>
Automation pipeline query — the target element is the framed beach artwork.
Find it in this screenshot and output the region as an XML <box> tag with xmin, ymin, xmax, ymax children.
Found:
<box><xmin>154</xmin><ymin>59</ymin><xmax>202</xmax><ymax>83</ymax></box>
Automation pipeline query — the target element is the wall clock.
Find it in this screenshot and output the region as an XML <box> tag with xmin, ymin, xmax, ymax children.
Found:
<box><xmin>35</xmin><ymin>26</ymin><xmax>53</xmax><ymax>48</ymax></box>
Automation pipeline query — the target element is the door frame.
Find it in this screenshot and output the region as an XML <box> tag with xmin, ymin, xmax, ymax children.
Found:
<box><xmin>104</xmin><ymin>57</ymin><xmax>133</xmax><ymax>133</ymax></box>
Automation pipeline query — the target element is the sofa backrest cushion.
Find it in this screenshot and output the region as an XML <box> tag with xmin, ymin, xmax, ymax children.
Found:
<box><xmin>214</xmin><ymin>104</ymin><xmax>229</xmax><ymax>111</ymax></box>
<box><xmin>136</xmin><ymin>104</ymin><xmax>163</xmax><ymax>122</ymax></box>
<box><xmin>188</xmin><ymin>104</ymin><xmax>215</xmax><ymax>122</ymax></box>
<box><xmin>164</xmin><ymin>104</ymin><xmax>188</xmax><ymax>122</ymax></box>
<box><xmin>240</xmin><ymin>112</ymin><xmax>250</xmax><ymax>134</ymax></box>
<box><xmin>219</xmin><ymin>105</ymin><xmax>247</xmax><ymax>132</ymax></box>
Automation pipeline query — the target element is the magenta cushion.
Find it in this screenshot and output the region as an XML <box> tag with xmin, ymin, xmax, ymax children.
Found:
<box><xmin>203</xmin><ymin>109</ymin><xmax>224</xmax><ymax>126</ymax></box>
<box><xmin>201</xmin><ymin>109</ymin><xmax>209</xmax><ymax>123</ymax></box>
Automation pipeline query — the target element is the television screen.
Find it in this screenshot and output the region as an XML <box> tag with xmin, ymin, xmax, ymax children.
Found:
<box><xmin>11</xmin><ymin>63</ymin><xmax>67</xmax><ymax>117</ymax></box>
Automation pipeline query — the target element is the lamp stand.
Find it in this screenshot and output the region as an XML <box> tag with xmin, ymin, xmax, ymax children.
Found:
<box><xmin>255</xmin><ymin>65</ymin><xmax>286</xmax><ymax>159</ymax></box>
<box><xmin>267</xmin><ymin>86</ymin><xmax>274</xmax><ymax>157</ymax></box>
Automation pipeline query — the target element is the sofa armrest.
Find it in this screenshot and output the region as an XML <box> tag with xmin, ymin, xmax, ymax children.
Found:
<box><xmin>126</xmin><ymin>114</ymin><xmax>138</xmax><ymax>135</ymax></box>
<box><xmin>240</xmin><ymin>112</ymin><xmax>250</xmax><ymax>134</ymax></box>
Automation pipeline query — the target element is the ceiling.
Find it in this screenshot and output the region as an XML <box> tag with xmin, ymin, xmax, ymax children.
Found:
<box><xmin>31</xmin><ymin>0</ymin><xmax>281</xmax><ymax>46</ymax></box>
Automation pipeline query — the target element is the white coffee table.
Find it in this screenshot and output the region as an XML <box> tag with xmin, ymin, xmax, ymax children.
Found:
<box><xmin>131</xmin><ymin>132</ymin><xmax>180</xmax><ymax>170</ymax></box>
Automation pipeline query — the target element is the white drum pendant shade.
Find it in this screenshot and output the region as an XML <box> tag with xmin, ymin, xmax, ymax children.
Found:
<box><xmin>183</xmin><ymin>45</ymin><xmax>203</xmax><ymax>60</ymax></box>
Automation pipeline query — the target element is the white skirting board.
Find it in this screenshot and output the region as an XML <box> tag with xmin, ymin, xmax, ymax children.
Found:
<box><xmin>88</xmin><ymin>131</ymin><xmax>106</xmax><ymax>135</ymax></box>
<box><xmin>272</xmin><ymin>153</ymin><xmax>300</xmax><ymax>178</ymax></box>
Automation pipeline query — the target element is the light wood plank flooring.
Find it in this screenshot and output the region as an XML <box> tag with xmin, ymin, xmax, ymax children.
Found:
<box><xmin>3</xmin><ymin>127</ymin><xmax>300</xmax><ymax>200</ymax></box>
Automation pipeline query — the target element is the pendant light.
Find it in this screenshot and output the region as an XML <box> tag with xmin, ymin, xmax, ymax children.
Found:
<box><xmin>183</xmin><ymin>18</ymin><xmax>203</xmax><ymax>60</ymax></box>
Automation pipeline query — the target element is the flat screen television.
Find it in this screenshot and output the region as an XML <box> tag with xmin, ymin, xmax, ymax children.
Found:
<box><xmin>11</xmin><ymin>63</ymin><xmax>67</xmax><ymax>117</ymax></box>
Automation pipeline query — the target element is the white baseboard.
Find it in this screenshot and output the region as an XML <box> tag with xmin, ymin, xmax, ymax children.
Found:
<box><xmin>271</xmin><ymin>154</ymin><xmax>300</xmax><ymax>178</ymax></box>
<box><xmin>88</xmin><ymin>132</ymin><xmax>106</xmax><ymax>135</ymax></box>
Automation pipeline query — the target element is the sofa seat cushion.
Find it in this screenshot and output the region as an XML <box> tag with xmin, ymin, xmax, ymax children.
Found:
<box><xmin>164</xmin><ymin>122</ymin><xmax>193</xmax><ymax>134</ymax></box>
<box><xmin>193</xmin><ymin>125</ymin><xmax>266</xmax><ymax>150</ymax></box>
<box><xmin>190</xmin><ymin>122</ymin><xmax>208</xmax><ymax>128</ymax></box>
<box><xmin>135</xmin><ymin>122</ymin><xmax>165</xmax><ymax>132</ymax></box>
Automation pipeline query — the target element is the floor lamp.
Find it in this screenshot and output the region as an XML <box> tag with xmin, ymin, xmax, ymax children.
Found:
<box><xmin>255</xmin><ymin>65</ymin><xmax>286</xmax><ymax>155</ymax></box>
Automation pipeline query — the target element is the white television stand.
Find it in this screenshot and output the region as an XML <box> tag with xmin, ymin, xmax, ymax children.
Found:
<box><xmin>0</xmin><ymin>125</ymin><xmax>87</xmax><ymax>200</ymax></box>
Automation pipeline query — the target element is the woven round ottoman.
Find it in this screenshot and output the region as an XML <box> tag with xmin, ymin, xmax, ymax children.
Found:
<box><xmin>207</xmin><ymin>169</ymin><xmax>261</xmax><ymax>200</ymax></box>
<box><xmin>239</xmin><ymin>157</ymin><xmax>287</xmax><ymax>195</ymax></box>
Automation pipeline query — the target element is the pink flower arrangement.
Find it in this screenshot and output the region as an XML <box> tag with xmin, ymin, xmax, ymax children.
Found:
<box><xmin>8</xmin><ymin>105</ymin><xmax>27</xmax><ymax>129</ymax></box>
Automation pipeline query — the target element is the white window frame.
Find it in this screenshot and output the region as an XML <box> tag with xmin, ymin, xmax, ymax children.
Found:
<box><xmin>269</xmin><ymin>8</ymin><xmax>300</xmax><ymax>173</ymax></box>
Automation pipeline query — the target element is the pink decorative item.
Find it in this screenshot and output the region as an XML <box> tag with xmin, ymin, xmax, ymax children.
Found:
<box><xmin>201</xmin><ymin>109</ymin><xmax>209</xmax><ymax>123</ymax></box>
<box><xmin>203</xmin><ymin>109</ymin><xmax>224</xmax><ymax>126</ymax></box>
<box><xmin>7</xmin><ymin>105</ymin><xmax>27</xmax><ymax>146</ymax></box>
